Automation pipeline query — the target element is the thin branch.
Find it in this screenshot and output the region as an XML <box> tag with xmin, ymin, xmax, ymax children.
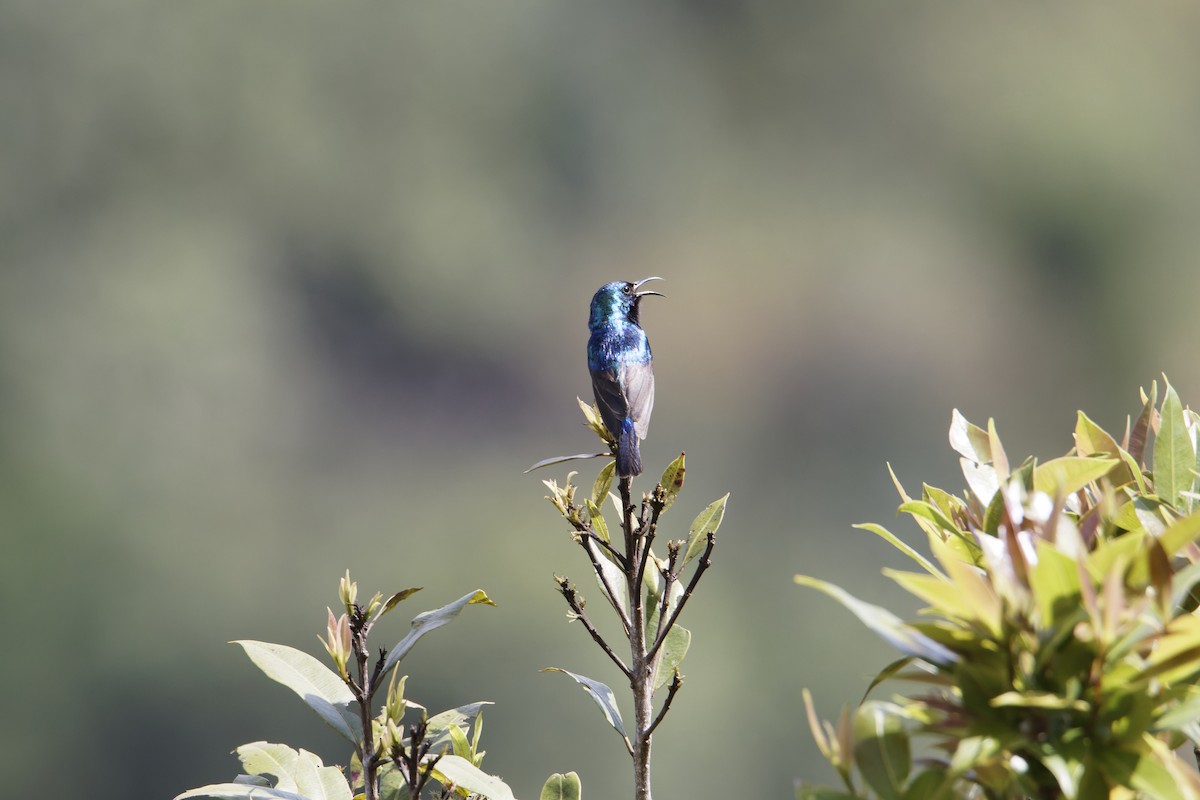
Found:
<box><xmin>556</xmin><ymin>577</ymin><xmax>632</xmax><ymax>679</ymax></box>
<box><xmin>579</xmin><ymin>529</ymin><xmax>627</xmax><ymax>567</ymax></box>
<box><xmin>646</xmin><ymin>670</ymin><xmax>683</xmax><ymax>738</ymax></box>
<box><xmin>577</xmin><ymin>536</ymin><xmax>632</xmax><ymax>634</ymax></box>
<box><xmin>633</xmin><ymin>486</ymin><xmax>667</xmax><ymax>594</ymax></box>
<box><xmin>648</xmin><ymin>531</ymin><xmax>716</xmax><ymax>661</ymax></box>
<box><xmin>654</xmin><ymin>543</ymin><xmax>683</xmax><ymax>645</ymax></box>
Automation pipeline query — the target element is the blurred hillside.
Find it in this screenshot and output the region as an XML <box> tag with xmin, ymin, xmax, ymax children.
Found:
<box><xmin>4</xmin><ymin>3</ymin><xmax>1200</xmax><ymax>798</ymax></box>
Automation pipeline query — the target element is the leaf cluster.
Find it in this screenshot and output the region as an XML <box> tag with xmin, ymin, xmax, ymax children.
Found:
<box><xmin>175</xmin><ymin>574</ymin><xmax>523</xmax><ymax>800</ymax></box>
<box><xmin>798</xmin><ymin>379</ymin><xmax>1200</xmax><ymax>800</ymax></box>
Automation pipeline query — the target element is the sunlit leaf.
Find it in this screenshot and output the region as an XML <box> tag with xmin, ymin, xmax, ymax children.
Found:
<box><xmin>586</xmin><ymin>538</ymin><xmax>628</xmax><ymax>617</ymax></box>
<box><xmin>949</xmin><ymin>409</ymin><xmax>991</xmax><ymax>464</ymax></box>
<box><xmin>540</xmin><ymin>668</ymin><xmax>628</xmax><ymax>741</ymax></box>
<box><xmin>656</xmin><ymin>624</ymin><xmax>690</xmax><ymax>690</ymax></box>
<box><xmin>524</xmin><ymin>452</ymin><xmax>612</xmax><ymax>473</ymax></box>
<box><xmin>1158</xmin><ymin>511</ymin><xmax>1200</xmax><ymax>559</ymax></box>
<box><xmin>1156</xmin><ymin>380</ymin><xmax>1194</xmax><ymax>509</ymax></box>
<box><xmin>658</xmin><ymin>452</ymin><xmax>686</xmax><ymax>511</ymax></box>
<box><xmin>1129</xmin><ymin>380</ymin><xmax>1159</xmax><ymax>465</ymax></box>
<box><xmin>432</xmin><ymin>754</ymin><xmax>516</xmax><ymax>800</ymax></box>
<box><xmin>853</xmin><ymin>701</ymin><xmax>910</xmax><ymax>800</ymax></box>
<box><xmin>540</xmin><ymin>772</ymin><xmax>582</xmax><ymax>800</ymax></box>
<box><xmin>1029</xmin><ymin>542</ymin><xmax>1081</xmax><ymax>626</ymax></box>
<box><xmin>592</xmin><ymin>460</ymin><xmax>616</xmax><ymax>508</ymax></box>
<box><xmin>854</xmin><ymin>523</ymin><xmax>944</xmax><ymax>578</ymax></box>
<box><xmin>683</xmin><ymin>494</ymin><xmax>727</xmax><ymax>567</ymax></box>
<box><xmin>1033</xmin><ymin>456</ymin><xmax>1118</xmax><ymax>497</ymax></box>
<box><xmin>383</xmin><ymin>590</ymin><xmax>496</xmax><ymax>673</ymax></box>
<box><xmin>233</xmin><ymin>642</ymin><xmax>357</xmax><ymax>743</ymax></box>
<box><xmin>375</xmin><ymin>587</ymin><xmax>423</xmax><ymax>621</ymax></box>
<box><xmin>794</xmin><ymin>575</ymin><xmax>958</xmax><ymax>665</ymax></box>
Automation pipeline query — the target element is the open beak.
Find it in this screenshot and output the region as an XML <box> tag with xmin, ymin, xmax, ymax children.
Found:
<box><xmin>633</xmin><ymin>276</ymin><xmax>665</xmax><ymax>298</ymax></box>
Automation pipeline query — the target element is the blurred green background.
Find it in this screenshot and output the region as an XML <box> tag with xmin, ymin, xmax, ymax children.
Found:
<box><xmin>5</xmin><ymin>2</ymin><xmax>1200</xmax><ymax>798</ymax></box>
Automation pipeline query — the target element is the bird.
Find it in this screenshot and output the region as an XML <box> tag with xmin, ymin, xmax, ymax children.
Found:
<box><xmin>587</xmin><ymin>277</ymin><xmax>663</xmax><ymax>477</ymax></box>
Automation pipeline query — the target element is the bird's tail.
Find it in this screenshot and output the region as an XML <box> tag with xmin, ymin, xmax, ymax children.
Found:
<box><xmin>617</xmin><ymin>417</ymin><xmax>642</xmax><ymax>477</ymax></box>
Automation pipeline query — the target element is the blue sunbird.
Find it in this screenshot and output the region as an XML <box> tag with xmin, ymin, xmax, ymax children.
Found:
<box><xmin>586</xmin><ymin>277</ymin><xmax>664</xmax><ymax>477</ymax></box>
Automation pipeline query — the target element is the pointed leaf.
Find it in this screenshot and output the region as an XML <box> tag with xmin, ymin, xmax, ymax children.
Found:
<box><xmin>541</xmin><ymin>668</ymin><xmax>628</xmax><ymax>741</ymax></box>
<box><xmin>525</xmin><ymin>453</ymin><xmax>611</xmax><ymax>474</ymax></box>
<box><xmin>949</xmin><ymin>409</ymin><xmax>991</xmax><ymax>463</ymax></box>
<box><xmin>683</xmin><ymin>494</ymin><xmax>727</xmax><ymax>567</ymax></box>
<box><xmin>375</xmin><ymin>587</ymin><xmax>423</xmax><ymax>620</ymax></box>
<box><xmin>1129</xmin><ymin>380</ymin><xmax>1159</xmax><ymax>465</ymax></box>
<box><xmin>541</xmin><ymin>772</ymin><xmax>582</xmax><ymax>800</ymax></box>
<box><xmin>234</xmin><ymin>642</ymin><xmax>357</xmax><ymax>743</ymax></box>
<box><xmin>586</xmin><ymin>538</ymin><xmax>628</xmax><ymax>617</ymax></box>
<box><xmin>1033</xmin><ymin>456</ymin><xmax>1118</xmax><ymax>497</ymax></box>
<box><xmin>794</xmin><ymin>575</ymin><xmax>958</xmax><ymax>665</ymax></box>
<box><xmin>1156</xmin><ymin>380</ymin><xmax>1194</xmax><ymax>509</ymax></box>
<box><xmin>656</xmin><ymin>624</ymin><xmax>690</xmax><ymax>690</ymax></box>
<box><xmin>175</xmin><ymin>785</ymin><xmax>311</xmax><ymax>800</ymax></box>
<box><xmin>592</xmin><ymin>460</ymin><xmax>616</xmax><ymax>508</ymax></box>
<box><xmin>1158</xmin><ymin>511</ymin><xmax>1200</xmax><ymax>559</ymax></box>
<box><xmin>854</xmin><ymin>523</ymin><xmax>944</xmax><ymax>578</ymax></box>
<box><xmin>384</xmin><ymin>590</ymin><xmax>496</xmax><ymax>673</ymax></box>
<box><xmin>431</xmin><ymin>754</ymin><xmax>516</xmax><ymax>800</ymax></box>
<box><xmin>658</xmin><ymin>452</ymin><xmax>686</xmax><ymax>510</ymax></box>
<box><xmin>853</xmin><ymin>701</ymin><xmax>910</xmax><ymax>800</ymax></box>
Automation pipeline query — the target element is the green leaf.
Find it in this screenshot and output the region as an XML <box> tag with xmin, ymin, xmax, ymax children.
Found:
<box><xmin>524</xmin><ymin>452</ymin><xmax>613</xmax><ymax>473</ymax></box>
<box><xmin>447</xmin><ymin>718</ymin><xmax>472</xmax><ymax>759</ymax></box>
<box><xmin>592</xmin><ymin>460</ymin><xmax>616</xmax><ymax>508</ymax></box>
<box><xmin>658</xmin><ymin>452</ymin><xmax>686</xmax><ymax>511</ymax></box>
<box><xmin>854</xmin><ymin>523</ymin><xmax>944</xmax><ymax>578</ymax></box>
<box><xmin>1156</xmin><ymin>380</ymin><xmax>1195</xmax><ymax>509</ymax></box>
<box><xmin>585</xmin><ymin>500</ymin><xmax>611</xmax><ymax>544</ymax></box>
<box><xmin>175</xmin><ymin>784</ymin><xmax>311</xmax><ymax>800</ymax></box>
<box><xmin>1029</xmin><ymin>542</ymin><xmax>1082</xmax><ymax>626</ymax></box>
<box><xmin>211</xmin><ymin>743</ymin><xmax>353</xmax><ymax>800</ymax></box>
<box><xmin>1158</xmin><ymin>510</ymin><xmax>1200</xmax><ymax>559</ymax></box>
<box><xmin>383</xmin><ymin>590</ymin><xmax>496</xmax><ymax>673</ymax></box>
<box><xmin>794</xmin><ymin>575</ymin><xmax>958</xmax><ymax>665</ymax></box>
<box><xmin>432</xmin><ymin>754</ymin><xmax>516</xmax><ymax>800</ymax></box>
<box><xmin>233</xmin><ymin>642</ymin><xmax>357</xmax><ymax>743</ymax></box>
<box><xmin>948</xmin><ymin>409</ymin><xmax>991</xmax><ymax>463</ymax></box>
<box><xmin>1032</xmin><ymin>456</ymin><xmax>1118</xmax><ymax>497</ymax></box>
<box><xmin>425</xmin><ymin>702</ymin><xmax>493</xmax><ymax>750</ymax></box>
<box><xmin>853</xmin><ymin>701</ymin><xmax>911</xmax><ymax>800</ymax></box>
<box><xmin>375</xmin><ymin>587</ymin><xmax>423</xmax><ymax>620</ymax></box>
<box><xmin>541</xmin><ymin>772</ymin><xmax>583</xmax><ymax>800</ymax></box>
<box><xmin>1129</xmin><ymin>380</ymin><xmax>1159</xmax><ymax>466</ymax></box>
<box><xmin>656</xmin><ymin>624</ymin><xmax>691</xmax><ymax>690</ymax></box>
<box><xmin>541</xmin><ymin>667</ymin><xmax>628</xmax><ymax>741</ymax></box>
<box><xmin>683</xmin><ymin>494</ymin><xmax>728</xmax><ymax>567</ymax></box>
<box><xmin>587</xmin><ymin>538</ymin><xmax>629</xmax><ymax>617</ymax></box>
<box><xmin>1097</xmin><ymin>740</ymin><xmax>1187</xmax><ymax>800</ymax></box>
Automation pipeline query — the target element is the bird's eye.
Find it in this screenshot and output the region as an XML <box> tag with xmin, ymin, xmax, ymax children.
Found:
<box><xmin>622</xmin><ymin>284</ymin><xmax>635</xmax><ymax>296</ymax></box>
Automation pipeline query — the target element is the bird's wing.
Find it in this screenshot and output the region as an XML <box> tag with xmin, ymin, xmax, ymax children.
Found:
<box><xmin>619</xmin><ymin>360</ymin><xmax>655</xmax><ymax>440</ymax></box>
<box><xmin>591</xmin><ymin>368</ymin><xmax>630</xmax><ymax>442</ymax></box>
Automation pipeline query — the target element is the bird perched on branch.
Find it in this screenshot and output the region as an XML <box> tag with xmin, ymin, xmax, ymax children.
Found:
<box><xmin>587</xmin><ymin>278</ymin><xmax>663</xmax><ymax>477</ymax></box>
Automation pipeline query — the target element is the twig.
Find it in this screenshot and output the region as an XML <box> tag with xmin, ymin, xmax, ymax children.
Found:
<box><xmin>648</xmin><ymin>531</ymin><xmax>716</xmax><ymax>661</ymax></box>
<box><xmin>556</xmin><ymin>577</ymin><xmax>632</xmax><ymax>679</ymax></box>
<box><xmin>645</xmin><ymin>670</ymin><xmax>683</xmax><ymax>738</ymax></box>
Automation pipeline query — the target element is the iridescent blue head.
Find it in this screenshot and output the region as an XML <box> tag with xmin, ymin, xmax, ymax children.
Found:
<box><xmin>588</xmin><ymin>277</ymin><xmax>664</xmax><ymax>331</ymax></box>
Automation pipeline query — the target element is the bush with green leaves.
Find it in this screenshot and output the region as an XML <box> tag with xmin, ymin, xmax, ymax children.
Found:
<box><xmin>797</xmin><ymin>379</ymin><xmax>1200</xmax><ymax>799</ymax></box>
<box><xmin>173</xmin><ymin>572</ymin><xmax>581</xmax><ymax>800</ymax></box>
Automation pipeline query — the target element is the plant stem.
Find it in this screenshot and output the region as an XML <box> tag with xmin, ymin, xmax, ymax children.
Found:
<box><xmin>621</xmin><ymin>476</ymin><xmax>655</xmax><ymax>800</ymax></box>
<box><xmin>352</xmin><ymin>614</ymin><xmax>379</xmax><ymax>800</ymax></box>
